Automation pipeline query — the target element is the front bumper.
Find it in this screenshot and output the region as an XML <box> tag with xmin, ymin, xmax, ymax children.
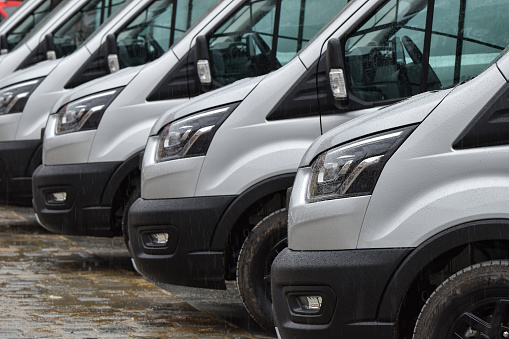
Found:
<box><xmin>0</xmin><ymin>140</ymin><xmax>41</xmax><ymax>206</ymax></box>
<box><xmin>129</xmin><ymin>195</ymin><xmax>235</xmax><ymax>289</ymax></box>
<box><xmin>32</xmin><ymin>162</ymin><xmax>120</xmax><ymax>236</ymax></box>
<box><xmin>272</xmin><ymin>247</ymin><xmax>411</xmax><ymax>339</ymax></box>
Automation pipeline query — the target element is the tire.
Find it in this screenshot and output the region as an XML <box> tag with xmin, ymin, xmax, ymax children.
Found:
<box><xmin>413</xmin><ymin>261</ymin><xmax>509</xmax><ymax>339</ymax></box>
<box><xmin>237</xmin><ymin>208</ymin><xmax>288</xmax><ymax>332</ymax></box>
<box><xmin>121</xmin><ymin>178</ymin><xmax>140</xmax><ymax>254</ymax></box>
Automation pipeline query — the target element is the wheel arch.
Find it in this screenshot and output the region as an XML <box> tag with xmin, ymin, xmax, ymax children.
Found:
<box><xmin>210</xmin><ymin>173</ymin><xmax>295</xmax><ymax>280</ymax></box>
<box><xmin>100</xmin><ymin>152</ymin><xmax>142</xmax><ymax>235</ymax></box>
<box><xmin>378</xmin><ymin>219</ymin><xmax>509</xmax><ymax>336</ymax></box>
<box><xmin>100</xmin><ymin>151</ymin><xmax>143</xmax><ymax>206</ymax></box>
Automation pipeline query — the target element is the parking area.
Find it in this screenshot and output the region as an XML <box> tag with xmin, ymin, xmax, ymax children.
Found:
<box><xmin>0</xmin><ymin>206</ymin><xmax>275</xmax><ymax>338</ymax></box>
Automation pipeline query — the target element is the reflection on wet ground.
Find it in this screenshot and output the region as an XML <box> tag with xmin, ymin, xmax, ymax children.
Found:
<box><xmin>0</xmin><ymin>206</ymin><xmax>274</xmax><ymax>338</ymax></box>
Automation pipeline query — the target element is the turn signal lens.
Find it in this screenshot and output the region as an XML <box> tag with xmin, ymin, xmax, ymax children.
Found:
<box><xmin>329</xmin><ymin>68</ymin><xmax>347</xmax><ymax>99</ymax></box>
<box><xmin>197</xmin><ymin>60</ymin><xmax>212</xmax><ymax>84</ymax></box>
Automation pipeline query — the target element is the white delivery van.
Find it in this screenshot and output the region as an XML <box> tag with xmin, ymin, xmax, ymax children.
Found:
<box><xmin>128</xmin><ymin>0</ymin><xmax>509</xmax><ymax>331</ymax></box>
<box><xmin>271</xmin><ymin>36</ymin><xmax>509</xmax><ymax>339</ymax></box>
<box><xmin>0</xmin><ymin>0</ymin><xmax>63</xmax><ymax>55</ymax></box>
<box><xmin>33</xmin><ymin>0</ymin><xmax>344</xmax><ymax>242</ymax></box>
<box><xmin>0</xmin><ymin>0</ymin><xmax>218</xmax><ymax>206</ymax></box>
<box><xmin>0</xmin><ymin>0</ymin><xmax>127</xmax><ymax>80</ymax></box>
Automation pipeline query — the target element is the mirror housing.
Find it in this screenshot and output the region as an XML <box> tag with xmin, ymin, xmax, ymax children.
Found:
<box><xmin>0</xmin><ymin>34</ymin><xmax>7</xmax><ymax>55</ymax></box>
<box><xmin>106</xmin><ymin>34</ymin><xmax>119</xmax><ymax>74</ymax></box>
<box><xmin>326</xmin><ymin>38</ymin><xmax>349</xmax><ymax>110</ymax></box>
<box><xmin>195</xmin><ymin>35</ymin><xmax>212</xmax><ymax>90</ymax></box>
<box><xmin>45</xmin><ymin>34</ymin><xmax>56</xmax><ymax>60</ymax></box>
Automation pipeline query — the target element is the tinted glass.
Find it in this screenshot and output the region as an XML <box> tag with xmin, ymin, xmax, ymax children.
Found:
<box><xmin>53</xmin><ymin>0</ymin><xmax>126</xmax><ymax>58</ymax></box>
<box><xmin>116</xmin><ymin>0</ymin><xmax>217</xmax><ymax>69</ymax></box>
<box><xmin>209</xmin><ymin>0</ymin><xmax>347</xmax><ymax>86</ymax></box>
<box><xmin>345</xmin><ymin>0</ymin><xmax>428</xmax><ymax>102</ymax></box>
<box><xmin>6</xmin><ymin>0</ymin><xmax>53</xmax><ymax>50</ymax></box>
<box><xmin>430</xmin><ymin>0</ymin><xmax>509</xmax><ymax>87</ymax></box>
<box><xmin>344</xmin><ymin>0</ymin><xmax>509</xmax><ymax>103</ymax></box>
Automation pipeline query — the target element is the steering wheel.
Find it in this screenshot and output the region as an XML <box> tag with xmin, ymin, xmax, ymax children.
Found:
<box><xmin>402</xmin><ymin>35</ymin><xmax>423</xmax><ymax>64</ymax></box>
<box><xmin>227</xmin><ymin>41</ymin><xmax>248</xmax><ymax>59</ymax></box>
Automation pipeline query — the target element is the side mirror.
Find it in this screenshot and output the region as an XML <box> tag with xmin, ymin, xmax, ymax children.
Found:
<box><xmin>0</xmin><ymin>34</ymin><xmax>7</xmax><ymax>55</ymax></box>
<box><xmin>326</xmin><ymin>38</ymin><xmax>349</xmax><ymax>110</ymax></box>
<box><xmin>106</xmin><ymin>34</ymin><xmax>119</xmax><ymax>74</ymax></box>
<box><xmin>45</xmin><ymin>34</ymin><xmax>56</xmax><ymax>60</ymax></box>
<box><xmin>195</xmin><ymin>35</ymin><xmax>212</xmax><ymax>87</ymax></box>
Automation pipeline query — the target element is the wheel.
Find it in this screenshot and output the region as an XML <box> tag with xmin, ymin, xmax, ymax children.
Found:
<box><xmin>237</xmin><ymin>208</ymin><xmax>288</xmax><ymax>332</ymax></box>
<box><xmin>413</xmin><ymin>261</ymin><xmax>509</xmax><ymax>339</ymax></box>
<box><xmin>121</xmin><ymin>177</ymin><xmax>140</xmax><ymax>254</ymax></box>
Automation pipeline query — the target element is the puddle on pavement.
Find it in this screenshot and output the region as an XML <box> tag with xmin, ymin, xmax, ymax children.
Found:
<box><xmin>0</xmin><ymin>207</ymin><xmax>270</xmax><ymax>338</ymax></box>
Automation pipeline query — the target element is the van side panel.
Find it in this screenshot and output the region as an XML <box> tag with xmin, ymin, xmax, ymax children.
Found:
<box><xmin>358</xmin><ymin>64</ymin><xmax>508</xmax><ymax>249</ymax></box>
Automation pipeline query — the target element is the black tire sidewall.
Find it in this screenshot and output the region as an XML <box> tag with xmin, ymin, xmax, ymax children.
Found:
<box><xmin>413</xmin><ymin>262</ymin><xmax>509</xmax><ymax>339</ymax></box>
<box><xmin>237</xmin><ymin>208</ymin><xmax>288</xmax><ymax>331</ymax></box>
<box><xmin>121</xmin><ymin>181</ymin><xmax>141</xmax><ymax>253</ymax></box>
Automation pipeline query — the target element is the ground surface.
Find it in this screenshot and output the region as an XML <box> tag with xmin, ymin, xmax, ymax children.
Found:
<box><xmin>0</xmin><ymin>206</ymin><xmax>275</xmax><ymax>339</ymax></box>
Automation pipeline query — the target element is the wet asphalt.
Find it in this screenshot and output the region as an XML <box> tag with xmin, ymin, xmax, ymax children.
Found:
<box><xmin>0</xmin><ymin>205</ymin><xmax>276</xmax><ymax>339</ymax></box>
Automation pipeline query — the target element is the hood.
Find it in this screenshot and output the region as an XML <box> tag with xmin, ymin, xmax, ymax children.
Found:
<box><xmin>0</xmin><ymin>59</ymin><xmax>62</xmax><ymax>89</ymax></box>
<box><xmin>300</xmin><ymin>88</ymin><xmax>454</xmax><ymax>166</ymax></box>
<box><xmin>150</xmin><ymin>75</ymin><xmax>265</xmax><ymax>135</ymax></box>
<box><xmin>51</xmin><ymin>64</ymin><xmax>145</xmax><ymax>113</ymax></box>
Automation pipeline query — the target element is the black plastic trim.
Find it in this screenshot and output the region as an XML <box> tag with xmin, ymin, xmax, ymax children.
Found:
<box><xmin>129</xmin><ymin>195</ymin><xmax>236</xmax><ymax>289</ymax></box>
<box><xmin>266</xmin><ymin>58</ymin><xmax>320</xmax><ymax>121</ymax></box>
<box><xmin>272</xmin><ymin>247</ymin><xmax>410</xmax><ymax>339</ymax></box>
<box><xmin>100</xmin><ymin>151</ymin><xmax>141</xmax><ymax>205</ymax></box>
<box><xmin>453</xmin><ymin>82</ymin><xmax>509</xmax><ymax>149</ymax></box>
<box><xmin>377</xmin><ymin>219</ymin><xmax>509</xmax><ymax>322</ymax></box>
<box><xmin>32</xmin><ymin>162</ymin><xmax>120</xmax><ymax>236</ymax></box>
<box><xmin>64</xmin><ymin>44</ymin><xmax>109</xmax><ymax>89</ymax></box>
<box><xmin>0</xmin><ymin>139</ymin><xmax>41</xmax><ymax>206</ymax></box>
<box><xmin>210</xmin><ymin>173</ymin><xmax>295</xmax><ymax>249</ymax></box>
<box><xmin>146</xmin><ymin>49</ymin><xmax>193</xmax><ymax>101</ymax></box>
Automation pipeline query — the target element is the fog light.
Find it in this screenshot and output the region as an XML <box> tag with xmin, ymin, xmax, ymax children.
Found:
<box><xmin>298</xmin><ymin>295</ymin><xmax>323</xmax><ymax>311</ymax></box>
<box><xmin>51</xmin><ymin>192</ymin><xmax>67</xmax><ymax>202</ymax></box>
<box><xmin>149</xmin><ymin>233</ymin><xmax>169</xmax><ymax>246</ymax></box>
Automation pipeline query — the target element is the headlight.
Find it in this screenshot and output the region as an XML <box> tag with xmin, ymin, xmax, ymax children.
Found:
<box><xmin>55</xmin><ymin>88</ymin><xmax>123</xmax><ymax>135</ymax></box>
<box><xmin>156</xmin><ymin>103</ymin><xmax>238</xmax><ymax>162</ymax></box>
<box><xmin>308</xmin><ymin>126</ymin><xmax>415</xmax><ymax>202</ymax></box>
<box><xmin>0</xmin><ymin>78</ymin><xmax>43</xmax><ymax>115</ymax></box>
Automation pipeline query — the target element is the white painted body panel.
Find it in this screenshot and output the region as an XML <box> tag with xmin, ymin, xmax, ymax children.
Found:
<box><xmin>0</xmin><ymin>1</ymin><xmax>155</xmax><ymax>142</ymax></box>
<box><xmin>359</xmin><ymin>62</ymin><xmax>509</xmax><ymax>249</ymax></box>
<box><xmin>288</xmin><ymin>53</ymin><xmax>509</xmax><ymax>252</ymax></box>
<box><xmin>195</xmin><ymin>59</ymin><xmax>320</xmax><ymax>196</ymax></box>
<box><xmin>288</xmin><ymin>167</ymin><xmax>371</xmax><ymax>250</ymax></box>
<box><xmin>143</xmin><ymin>0</ymin><xmax>379</xmax><ymax>199</ymax></box>
<box><xmin>0</xmin><ymin>0</ymin><xmax>85</xmax><ymax>79</ymax></box>
<box><xmin>142</xmin><ymin>137</ymin><xmax>205</xmax><ymax>199</ymax></box>
<box><xmin>43</xmin><ymin>0</ymin><xmax>238</xmax><ymax>166</ymax></box>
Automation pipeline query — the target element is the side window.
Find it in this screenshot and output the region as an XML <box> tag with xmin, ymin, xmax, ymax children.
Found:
<box><xmin>115</xmin><ymin>0</ymin><xmax>216</xmax><ymax>69</ymax></box>
<box><xmin>209</xmin><ymin>0</ymin><xmax>347</xmax><ymax>86</ymax></box>
<box><xmin>344</xmin><ymin>0</ymin><xmax>509</xmax><ymax>103</ymax></box>
<box><xmin>430</xmin><ymin>0</ymin><xmax>509</xmax><ymax>87</ymax></box>
<box><xmin>6</xmin><ymin>0</ymin><xmax>54</xmax><ymax>50</ymax></box>
<box><xmin>345</xmin><ymin>0</ymin><xmax>428</xmax><ymax>102</ymax></box>
<box><xmin>173</xmin><ymin>0</ymin><xmax>217</xmax><ymax>43</ymax></box>
<box><xmin>53</xmin><ymin>0</ymin><xmax>126</xmax><ymax>58</ymax></box>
